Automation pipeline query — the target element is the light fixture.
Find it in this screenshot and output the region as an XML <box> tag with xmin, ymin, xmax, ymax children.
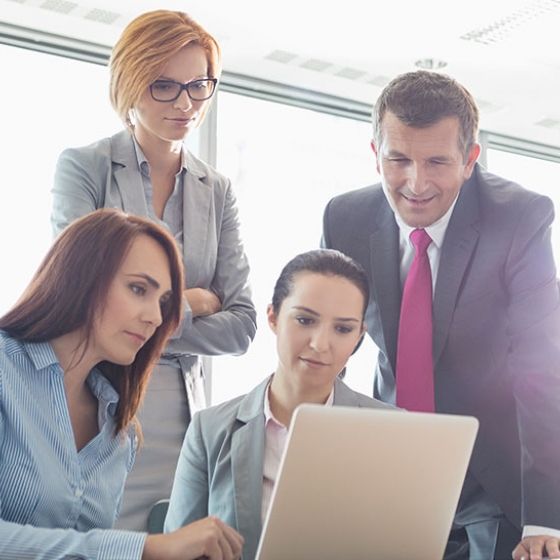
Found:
<box><xmin>414</xmin><ymin>58</ymin><xmax>448</xmax><ymax>70</ymax></box>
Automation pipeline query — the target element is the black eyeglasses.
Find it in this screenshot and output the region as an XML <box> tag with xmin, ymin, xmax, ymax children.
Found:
<box><xmin>149</xmin><ymin>78</ymin><xmax>218</xmax><ymax>102</ymax></box>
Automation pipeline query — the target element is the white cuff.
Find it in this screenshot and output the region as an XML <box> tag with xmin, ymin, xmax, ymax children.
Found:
<box><xmin>523</xmin><ymin>525</ymin><xmax>560</xmax><ymax>539</ymax></box>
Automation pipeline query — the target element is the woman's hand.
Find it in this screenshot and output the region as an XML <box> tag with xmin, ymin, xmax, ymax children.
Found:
<box><xmin>185</xmin><ymin>288</ymin><xmax>222</xmax><ymax>318</ymax></box>
<box><xmin>142</xmin><ymin>516</ymin><xmax>244</xmax><ymax>560</ymax></box>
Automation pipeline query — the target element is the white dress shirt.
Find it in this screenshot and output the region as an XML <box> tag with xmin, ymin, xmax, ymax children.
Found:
<box><xmin>394</xmin><ymin>197</ymin><xmax>458</xmax><ymax>290</ymax></box>
<box><xmin>261</xmin><ymin>383</ymin><xmax>334</xmax><ymax>523</ymax></box>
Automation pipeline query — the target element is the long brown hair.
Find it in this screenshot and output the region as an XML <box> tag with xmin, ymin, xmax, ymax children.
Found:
<box><xmin>0</xmin><ymin>209</ymin><xmax>184</xmax><ymax>435</ymax></box>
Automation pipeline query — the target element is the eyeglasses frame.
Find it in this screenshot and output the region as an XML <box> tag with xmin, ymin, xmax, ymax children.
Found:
<box><xmin>149</xmin><ymin>77</ymin><xmax>218</xmax><ymax>102</ymax></box>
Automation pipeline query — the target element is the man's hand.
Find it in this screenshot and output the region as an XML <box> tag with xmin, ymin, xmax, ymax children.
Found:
<box><xmin>512</xmin><ymin>535</ymin><xmax>560</xmax><ymax>560</ymax></box>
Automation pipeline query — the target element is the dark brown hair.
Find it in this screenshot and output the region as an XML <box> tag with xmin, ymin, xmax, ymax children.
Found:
<box><xmin>0</xmin><ymin>209</ymin><xmax>184</xmax><ymax>435</ymax></box>
<box><xmin>373</xmin><ymin>70</ymin><xmax>479</xmax><ymax>158</ymax></box>
<box><xmin>271</xmin><ymin>249</ymin><xmax>369</xmax><ymax>317</ymax></box>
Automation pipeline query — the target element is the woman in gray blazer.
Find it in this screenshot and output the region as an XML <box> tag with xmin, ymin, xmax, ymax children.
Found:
<box><xmin>165</xmin><ymin>249</ymin><xmax>394</xmax><ymax>560</ymax></box>
<box><xmin>51</xmin><ymin>10</ymin><xmax>256</xmax><ymax>531</ymax></box>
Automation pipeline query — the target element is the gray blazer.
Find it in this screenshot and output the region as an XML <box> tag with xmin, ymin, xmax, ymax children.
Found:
<box><xmin>52</xmin><ymin>130</ymin><xmax>256</xmax><ymax>392</ymax></box>
<box><xmin>322</xmin><ymin>164</ymin><xmax>560</xmax><ymax>530</ymax></box>
<box><xmin>164</xmin><ymin>376</ymin><xmax>394</xmax><ymax>560</ymax></box>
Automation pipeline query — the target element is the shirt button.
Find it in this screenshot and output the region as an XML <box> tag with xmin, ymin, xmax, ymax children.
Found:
<box><xmin>75</xmin><ymin>488</ymin><xmax>83</xmax><ymax>498</ymax></box>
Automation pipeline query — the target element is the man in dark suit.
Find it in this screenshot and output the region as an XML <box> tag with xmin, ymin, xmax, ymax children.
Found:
<box><xmin>322</xmin><ymin>70</ymin><xmax>560</xmax><ymax>560</ymax></box>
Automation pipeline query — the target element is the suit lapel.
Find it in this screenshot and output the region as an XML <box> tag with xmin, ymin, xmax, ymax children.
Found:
<box><xmin>181</xmin><ymin>152</ymin><xmax>212</xmax><ymax>286</ymax></box>
<box><xmin>369</xmin><ymin>201</ymin><xmax>401</xmax><ymax>372</ymax></box>
<box><xmin>110</xmin><ymin>136</ymin><xmax>213</xmax><ymax>286</ymax></box>
<box><xmin>332</xmin><ymin>379</ymin><xmax>361</xmax><ymax>406</ymax></box>
<box><xmin>433</xmin><ymin>172</ymin><xmax>480</xmax><ymax>366</ymax></box>
<box><xmin>231</xmin><ymin>379</ymin><xmax>268</xmax><ymax>559</ymax></box>
<box><xmin>110</xmin><ymin>131</ymin><xmax>149</xmax><ymax>216</ymax></box>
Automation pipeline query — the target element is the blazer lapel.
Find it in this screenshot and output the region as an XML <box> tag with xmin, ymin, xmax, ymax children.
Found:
<box><xmin>181</xmin><ymin>152</ymin><xmax>212</xmax><ymax>286</ymax></box>
<box><xmin>332</xmin><ymin>379</ymin><xmax>363</xmax><ymax>406</ymax></box>
<box><xmin>231</xmin><ymin>378</ymin><xmax>268</xmax><ymax>559</ymax></box>
<box><xmin>433</xmin><ymin>172</ymin><xmax>481</xmax><ymax>366</ymax></box>
<box><xmin>369</xmin><ymin>201</ymin><xmax>401</xmax><ymax>372</ymax></box>
<box><xmin>110</xmin><ymin>131</ymin><xmax>149</xmax><ymax>216</ymax></box>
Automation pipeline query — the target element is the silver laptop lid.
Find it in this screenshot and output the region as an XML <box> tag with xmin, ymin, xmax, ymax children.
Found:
<box><xmin>256</xmin><ymin>404</ymin><xmax>478</xmax><ymax>560</ymax></box>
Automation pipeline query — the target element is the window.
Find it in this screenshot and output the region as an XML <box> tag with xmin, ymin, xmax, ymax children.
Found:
<box><xmin>0</xmin><ymin>44</ymin><xmax>120</xmax><ymax>315</ymax></box>
<box><xmin>0</xmin><ymin>43</ymin><xmax>199</xmax><ymax>314</ymax></box>
<box><xmin>211</xmin><ymin>91</ymin><xmax>380</xmax><ymax>403</ymax></box>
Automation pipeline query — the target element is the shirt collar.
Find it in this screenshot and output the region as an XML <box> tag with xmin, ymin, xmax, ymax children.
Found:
<box><xmin>131</xmin><ymin>134</ymin><xmax>188</xmax><ymax>176</ymax></box>
<box><xmin>23</xmin><ymin>339</ymin><xmax>120</xmax><ymax>412</ymax></box>
<box><xmin>393</xmin><ymin>195</ymin><xmax>459</xmax><ymax>249</ymax></box>
<box><xmin>87</xmin><ymin>368</ymin><xmax>120</xmax><ymax>407</ymax></box>
<box><xmin>23</xmin><ymin>339</ymin><xmax>60</xmax><ymax>371</ymax></box>
<box><xmin>263</xmin><ymin>378</ymin><xmax>335</xmax><ymax>428</ymax></box>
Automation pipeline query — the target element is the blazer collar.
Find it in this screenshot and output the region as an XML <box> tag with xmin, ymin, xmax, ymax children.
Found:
<box><xmin>235</xmin><ymin>376</ymin><xmax>362</xmax><ymax>418</ymax></box>
<box><xmin>181</xmin><ymin>153</ymin><xmax>212</xmax><ymax>286</ymax></box>
<box><xmin>333</xmin><ymin>378</ymin><xmax>364</xmax><ymax>406</ymax></box>
<box><xmin>368</xmin><ymin>194</ymin><xmax>401</xmax><ymax>372</ymax></box>
<box><xmin>108</xmin><ymin>131</ymin><xmax>213</xmax><ymax>282</ymax></box>
<box><xmin>109</xmin><ymin>130</ymin><xmax>149</xmax><ymax>216</ymax></box>
<box><xmin>184</xmin><ymin>149</ymin><xmax>207</xmax><ymax>179</ymax></box>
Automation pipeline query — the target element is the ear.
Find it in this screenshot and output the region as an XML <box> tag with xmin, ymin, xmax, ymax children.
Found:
<box><xmin>463</xmin><ymin>143</ymin><xmax>481</xmax><ymax>179</ymax></box>
<box><xmin>128</xmin><ymin>107</ymin><xmax>137</xmax><ymax>127</ymax></box>
<box><xmin>370</xmin><ymin>140</ymin><xmax>381</xmax><ymax>175</ymax></box>
<box><xmin>267</xmin><ymin>304</ymin><xmax>278</xmax><ymax>334</ymax></box>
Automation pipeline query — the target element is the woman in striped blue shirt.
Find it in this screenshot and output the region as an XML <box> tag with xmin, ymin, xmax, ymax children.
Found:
<box><xmin>0</xmin><ymin>209</ymin><xmax>242</xmax><ymax>560</ymax></box>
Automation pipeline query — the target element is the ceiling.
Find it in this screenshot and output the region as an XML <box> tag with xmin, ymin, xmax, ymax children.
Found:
<box><xmin>2</xmin><ymin>0</ymin><xmax>560</xmax><ymax>148</ymax></box>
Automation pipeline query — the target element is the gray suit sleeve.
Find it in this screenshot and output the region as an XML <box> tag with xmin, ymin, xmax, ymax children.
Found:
<box><xmin>164</xmin><ymin>412</ymin><xmax>209</xmax><ymax>532</ymax></box>
<box><xmin>320</xmin><ymin>197</ymin><xmax>334</xmax><ymax>249</ymax></box>
<box><xmin>167</xmin><ymin>181</ymin><xmax>257</xmax><ymax>357</ymax></box>
<box><xmin>51</xmin><ymin>147</ymin><xmax>104</xmax><ymax>236</ymax></box>
<box><xmin>504</xmin><ymin>195</ymin><xmax>560</xmax><ymax>526</ymax></box>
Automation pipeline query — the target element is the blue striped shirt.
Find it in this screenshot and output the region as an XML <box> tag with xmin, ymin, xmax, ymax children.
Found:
<box><xmin>132</xmin><ymin>134</ymin><xmax>185</xmax><ymax>250</ymax></box>
<box><xmin>0</xmin><ymin>330</ymin><xmax>147</xmax><ymax>559</ymax></box>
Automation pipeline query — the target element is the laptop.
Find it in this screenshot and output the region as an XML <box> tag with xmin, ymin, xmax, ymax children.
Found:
<box><xmin>255</xmin><ymin>404</ymin><xmax>478</xmax><ymax>560</ymax></box>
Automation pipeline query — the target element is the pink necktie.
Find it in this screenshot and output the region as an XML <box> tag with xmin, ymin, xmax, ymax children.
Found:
<box><xmin>396</xmin><ymin>229</ymin><xmax>435</xmax><ymax>412</ymax></box>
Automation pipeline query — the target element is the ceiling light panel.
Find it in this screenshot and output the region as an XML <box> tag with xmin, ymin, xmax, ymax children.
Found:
<box><xmin>83</xmin><ymin>7</ymin><xmax>119</xmax><ymax>24</ymax></box>
<box><xmin>40</xmin><ymin>0</ymin><xmax>77</xmax><ymax>14</ymax></box>
<box><xmin>265</xmin><ymin>49</ymin><xmax>298</xmax><ymax>64</ymax></box>
<box><xmin>461</xmin><ymin>0</ymin><xmax>560</xmax><ymax>45</ymax></box>
<box><xmin>535</xmin><ymin>117</ymin><xmax>560</xmax><ymax>129</ymax></box>
<box><xmin>335</xmin><ymin>67</ymin><xmax>367</xmax><ymax>80</ymax></box>
<box><xmin>299</xmin><ymin>58</ymin><xmax>332</xmax><ymax>72</ymax></box>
